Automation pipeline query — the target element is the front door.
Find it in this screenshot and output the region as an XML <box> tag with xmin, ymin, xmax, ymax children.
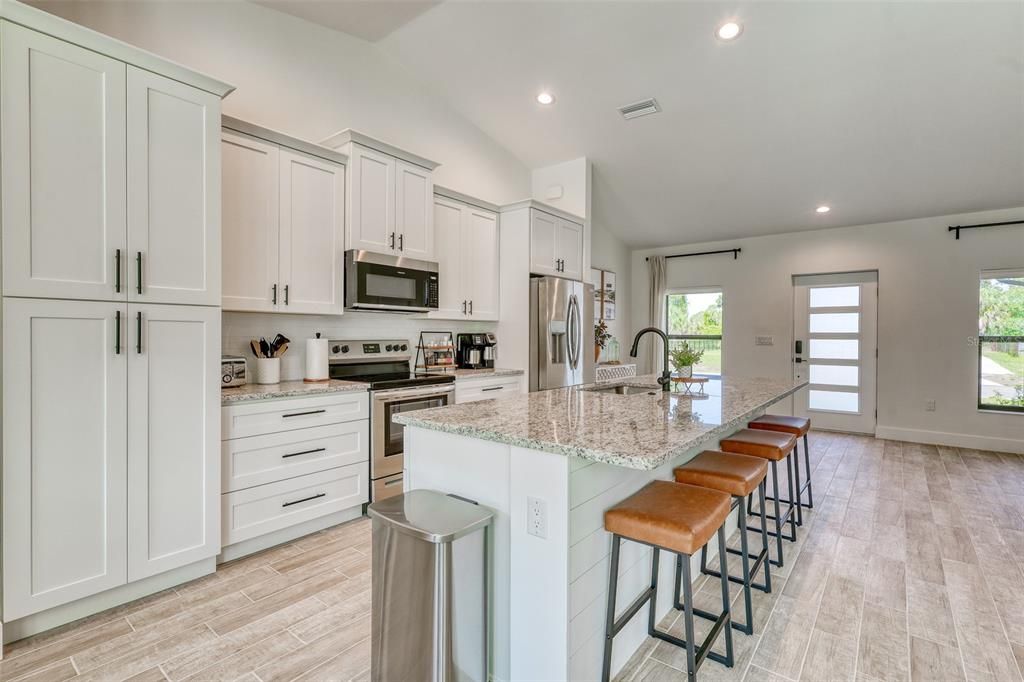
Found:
<box><xmin>793</xmin><ymin>272</ymin><xmax>878</xmax><ymax>433</ymax></box>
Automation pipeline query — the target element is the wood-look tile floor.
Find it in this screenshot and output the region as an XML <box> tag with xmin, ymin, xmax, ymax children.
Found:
<box><xmin>4</xmin><ymin>434</ymin><xmax>1022</xmax><ymax>682</ymax></box>
<box><xmin>616</xmin><ymin>433</ymin><xmax>1024</xmax><ymax>682</ymax></box>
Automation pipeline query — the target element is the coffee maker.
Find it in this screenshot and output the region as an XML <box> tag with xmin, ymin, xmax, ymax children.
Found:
<box><xmin>456</xmin><ymin>333</ymin><xmax>497</xmax><ymax>369</ymax></box>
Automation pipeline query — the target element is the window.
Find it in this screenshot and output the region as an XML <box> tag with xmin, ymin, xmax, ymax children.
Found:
<box><xmin>979</xmin><ymin>271</ymin><xmax>1024</xmax><ymax>413</ymax></box>
<box><xmin>665</xmin><ymin>290</ymin><xmax>723</xmax><ymax>376</ymax></box>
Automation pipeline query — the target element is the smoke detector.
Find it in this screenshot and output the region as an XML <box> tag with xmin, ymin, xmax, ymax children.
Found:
<box><xmin>618</xmin><ymin>98</ymin><xmax>661</xmax><ymax>120</ymax></box>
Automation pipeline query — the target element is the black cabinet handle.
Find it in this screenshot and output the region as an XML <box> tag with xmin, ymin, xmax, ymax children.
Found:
<box><xmin>282</xmin><ymin>492</ymin><xmax>326</xmax><ymax>508</ymax></box>
<box><xmin>115</xmin><ymin>310</ymin><xmax>121</xmax><ymax>355</ymax></box>
<box><xmin>136</xmin><ymin>311</ymin><xmax>142</xmax><ymax>354</ymax></box>
<box><xmin>398</xmin><ymin>234</ymin><xmax>403</xmax><ymax>251</ymax></box>
<box><xmin>482</xmin><ymin>386</ymin><xmax>504</xmax><ymax>392</ymax></box>
<box><xmin>115</xmin><ymin>249</ymin><xmax>121</xmax><ymax>293</ymax></box>
<box><xmin>136</xmin><ymin>252</ymin><xmax>143</xmax><ymax>294</ymax></box>
<box><xmin>272</xmin><ymin>284</ymin><xmax>278</xmax><ymax>305</ymax></box>
<box><xmin>469</xmin><ymin>300</ymin><xmax>473</xmax><ymax>315</ymax></box>
<box><xmin>282</xmin><ymin>447</ymin><xmax>326</xmax><ymax>459</ymax></box>
<box><xmin>462</xmin><ymin>300</ymin><xmax>467</xmax><ymax>314</ymax></box>
<box><xmin>284</xmin><ymin>284</ymin><xmax>289</xmax><ymax>305</ymax></box>
<box><xmin>389</xmin><ymin>233</ymin><xmax>395</xmax><ymax>249</ymax></box>
<box><xmin>282</xmin><ymin>409</ymin><xmax>326</xmax><ymax>419</ymax></box>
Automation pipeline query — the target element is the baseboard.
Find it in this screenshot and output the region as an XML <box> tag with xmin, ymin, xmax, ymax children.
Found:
<box><xmin>218</xmin><ymin>506</ymin><xmax>364</xmax><ymax>563</ymax></box>
<box><xmin>875</xmin><ymin>425</ymin><xmax>1024</xmax><ymax>455</ymax></box>
<box><xmin>3</xmin><ymin>557</ymin><xmax>216</xmax><ymax>644</ymax></box>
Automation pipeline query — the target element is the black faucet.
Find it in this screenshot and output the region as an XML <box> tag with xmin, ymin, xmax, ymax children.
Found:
<box><xmin>629</xmin><ymin>327</ymin><xmax>672</xmax><ymax>391</ymax></box>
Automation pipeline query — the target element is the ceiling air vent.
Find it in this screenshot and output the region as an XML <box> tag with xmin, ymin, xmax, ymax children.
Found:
<box><xmin>618</xmin><ymin>98</ymin><xmax>661</xmax><ymax>120</ymax></box>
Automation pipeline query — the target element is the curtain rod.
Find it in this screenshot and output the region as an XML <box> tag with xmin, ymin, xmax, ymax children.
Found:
<box><xmin>646</xmin><ymin>248</ymin><xmax>741</xmax><ymax>261</ymax></box>
<box><xmin>948</xmin><ymin>219</ymin><xmax>1024</xmax><ymax>240</ymax></box>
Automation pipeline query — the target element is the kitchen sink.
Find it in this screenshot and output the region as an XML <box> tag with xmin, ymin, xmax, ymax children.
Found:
<box><xmin>583</xmin><ymin>384</ymin><xmax>661</xmax><ymax>396</ymax></box>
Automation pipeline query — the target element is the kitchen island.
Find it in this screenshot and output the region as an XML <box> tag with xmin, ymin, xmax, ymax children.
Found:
<box><xmin>395</xmin><ymin>375</ymin><xmax>807</xmax><ymax>681</ymax></box>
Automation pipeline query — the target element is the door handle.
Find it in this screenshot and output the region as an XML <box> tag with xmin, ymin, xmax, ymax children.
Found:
<box><xmin>469</xmin><ymin>300</ymin><xmax>473</xmax><ymax>315</ymax></box>
<box><xmin>115</xmin><ymin>249</ymin><xmax>122</xmax><ymax>293</ymax></box>
<box><xmin>389</xmin><ymin>233</ymin><xmax>395</xmax><ymax>249</ymax></box>
<box><xmin>462</xmin><ymin>300</ymin><xmax>467</xmax><ymax>314</ymax></box>
<box><xmin>272</xmin><ymin>284</ymin><xmax>278</xmax><ymax>305</ymax></box>
<box><xmin>136</xmin><ymin>311</ymin><xmax>142</xmax><ymax>354</ymax></box>
<box><xmin>794</xmin><ymin>357</ymin><xmax>803</xmax><ymax>363</ymax></box>
<box><xmin>398</xmin><ymin>234</ymin><xmax>404</xmax><ymax>251</ymax></box>
<box><xmin>136</xmin><ymin>252</ymin><xmax>143</xmax><ymax>295</ymax></box>
<box><xmin>282</xmin><ymin>492</ymin><xmax>326</xmax><ymax>508</ymax></box>
<box><xmin>284</xmin><ymin>284</ymin><xmax>289</xmax><ymax>306</ymax></box>
<box><xmin>282</xmin><ymin>409</ymin><xmax>326</xmax><ymax>418</ymax></box>
<box><xmin>115</xmin><ymin>310</ymin><xmax>121</xmax><ymax>355</ymax></box>
<box><xmin>481</xmin><ymin>386</ymin><xmax>504</xmax><ymax>392</ymax></box>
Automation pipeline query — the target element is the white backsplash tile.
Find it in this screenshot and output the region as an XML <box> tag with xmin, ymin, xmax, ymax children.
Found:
<box><xmin>223</xmin><ymin>311</ymin><xmax>497</xmax><ymax>381</ymax></box>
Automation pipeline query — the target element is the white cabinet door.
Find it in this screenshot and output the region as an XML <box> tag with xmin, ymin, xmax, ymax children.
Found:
<box><xmin>431</xmin><ymin>197</ymin><xmax>467</xmax><ymax>319</ymax></box>
<box><xmin>555</xmin><ymin>218</ymin><xmax>584</xmax><ymax>281</ymax></box>
<box><xmin>395</xmin><ymin>161</ymin><xmax>434</xmax><ymax>261</ymax></box>
<box><xmin>1</xmin><ymin>23</ymin><xmax>127</xmax><ymax>302</ymax></box>
<box><xmin>128</xmin><ymin>304</ymin><xmax>219</xmax><ymax>581</ymax></box>
<box><xmin>529</xmin><ymin>209</ymin><xmax>558</xmax><ymax>277</ymax></box>
<box><xmin>222</xmin><ymin>131</ymin><xmax>280</xmax><ymax>312</ymax></box>
<box><xmin>279</xmin><ymin>150</ymin><xmax>346</xmax><ymax>315</ymax></box>
<box><xmin>3</xmin><ymin>298</ymin><xmax>128</xmax><ymax>620</ymax></box>
<box><xmin>127</xmin><ymin>67</ymin><xmax>221</xmax><ymax>306</ymax></box>
<box><xmin>347</xmin><ymin>144</ymin><xmax>395</xmax><ymax>255</ymax></box>
<box><xmin>466</xmin><ymin>207</ymin><xmax>500</xmax><ymax>320</ymax></box>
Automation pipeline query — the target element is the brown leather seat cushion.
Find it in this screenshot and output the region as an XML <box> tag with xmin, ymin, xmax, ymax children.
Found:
<box><xmin>674</xmin><ymin>450</ymin><xmax>768</xmax><ymax>497</ymax></box>
<box><xmin>719</xmin><ymin>429</ymin><xmax>796</xmax><ymax>461</ymax></box>
<box><xmin>748</xmin><ymin>414</ymin><xmax>810</xmax><ymax>437</ymax></box>
<box><xmin>604</xmin><ymin>480</ymin><xmax>731</xmax><ymax>556</ymax></box>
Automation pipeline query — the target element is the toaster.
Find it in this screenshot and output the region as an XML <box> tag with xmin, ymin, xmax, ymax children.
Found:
<box><xmin>221</xmin><ymin>355</ymin><xmax>247</xmax><ymax>387</ymax></box>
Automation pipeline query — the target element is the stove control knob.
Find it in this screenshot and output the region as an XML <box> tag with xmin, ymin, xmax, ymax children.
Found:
<box><xmin>386</xmin><ymin>344</ymin><xmax>394</xmax><ymax>352</ymax></box>
<box><xmin>400</xmin><ymin>344</ymin><xmax>408</xmax><ymax>351</ymax></box>
<box><xmin>331</xmin><ymin>345</ymin><xmax>341</xmax><ymax>354</ymax></box>
<box><xmin>341</xmin><ymin>345</ymin><xmax>350</xmax><ymax>353</ymax></box>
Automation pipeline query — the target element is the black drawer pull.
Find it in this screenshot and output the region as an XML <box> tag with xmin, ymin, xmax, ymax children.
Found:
<box><xmin>282</xmin><ymin>492</ymin><xmax>326</xmax><ymax>508</ymax></box>
<box><xmin>282</xmin><ymin>409</ymin><xmax>326</xmax><ymax>418</ymax></box>
<box><xmin>282</xmin><ymin>447</ymin><xmax>326</xmax><ymax>459</ymax></box>
<box><xmin>481</xmin><ymin>386</ymin><xmax>504</xmax><ymax>392</ymax></box>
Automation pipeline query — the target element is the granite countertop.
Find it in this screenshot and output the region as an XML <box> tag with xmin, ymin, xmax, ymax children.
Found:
<box><xmin>221</xmin><ymin>379</ymin><xmax>369</xmax><ymax>405</ymax></box>
<box><xmin>452</xmin><ymin>368</ymin><xmax>524</xmax><ymax>379</ymax></box>
<box><xmin>394</xmin><ymin>374</ymin><xmax>808</xmax><ymax>470</ymax></box>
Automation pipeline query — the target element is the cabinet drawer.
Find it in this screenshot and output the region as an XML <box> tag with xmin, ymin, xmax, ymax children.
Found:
<box><xmin>222</xmin><ymin>392</ymin><xmax>368</xmax><ymax>440</ymax></box>
<box><xmin>222</xmin><ymin>421</ymin><xmax>368</xmax><ymax>493</ymax></box>
<box><xmin>222</xmin><ymin>464</ymin><xmax>367</xmax><ymax>546</ymax></box>
<box><xmin>455</xmin><ymin>377</ymin><xmax>523</xmax><ymax>404</ymax></box>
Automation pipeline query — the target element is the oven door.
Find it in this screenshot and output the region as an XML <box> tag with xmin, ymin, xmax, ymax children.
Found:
<box><xmin>371</xmin><ymin>384</ymin><xmax>454</xmax><ymax>480</ymax></box>
<box><xmin>345</xmin><ymin>250</ymin><xmax>438</xmax><ymax>312</ymax></box>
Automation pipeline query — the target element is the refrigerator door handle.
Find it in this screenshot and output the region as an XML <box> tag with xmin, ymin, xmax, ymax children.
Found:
<box><xmin>568</xmin><ymin>294</ymin><xmax>581</xmax><ymax>370</ymax></box>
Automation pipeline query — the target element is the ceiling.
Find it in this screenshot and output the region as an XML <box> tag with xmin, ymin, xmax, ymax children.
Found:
<box><xmin>253</xmin><ymin>0</ymin><xmax>440</xmax><ymax>42</ymax></box>
<box><xmin>273</xmin><ymin>1</ymin><xmax>1024</xmax><ymax>248</ymax></box>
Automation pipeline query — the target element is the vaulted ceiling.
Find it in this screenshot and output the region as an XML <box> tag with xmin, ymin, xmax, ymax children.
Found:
<box><xmin>264</xmin><ymin>1</ymin><xmax>1024</xmax><ymax>248</ymax></box>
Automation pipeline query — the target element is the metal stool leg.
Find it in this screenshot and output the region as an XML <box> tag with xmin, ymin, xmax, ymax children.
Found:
<box><xmin>786</xmin><ymin>454</ymin><xmax>798</xmax><ymax>540</ymax></box>
<box><xmin>716</xmin><ymin>526</ymin><xmax>735</xmax><ymax>666</ymax></box>
<box><xmin>771</xmin><ymin>461</ymin><xmax>785</xmax><ymax>566</ymax></box>
<box><xmin>601</xmin><ymin>535</ymin><xmax>622</xmax><ymax>682</ymax></box>
<box><xmin>680</xmin><ymin>557</ymin><xmax>698</xmax><ymax>679</ymax></box>
<box><xmin>803</xmin><ymin>433</ymin><xmax>814</xmax><ymax>509</ymax></box>
<box><xmin>758</xmin><ymin>481</ymin><xmax>773</xmax><ymax>594</ymax></box>
<box><xmin>791</xmin><ymin>439</ymin><xmax>803</xmax><ymax>526</ymax></box>
<box><xmin>735</xmin><ymin>495</ymin><xmax>753</xmax><ymax>635</ymax></box>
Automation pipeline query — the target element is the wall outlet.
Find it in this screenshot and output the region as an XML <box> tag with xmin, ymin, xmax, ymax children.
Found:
<box><xmin>755</xmin><ymin>336</ymin><xmax>774</xmax><ymax>346</ymax></box>
<box><xmin>527</xmin><ymin>496</ymin><xmax>547</xmax><ymax>539</ymax></box>
<box><xmin>925</xmin><ymin>400</ymin><xmax>936</xmax><ymax>412</ymax></box>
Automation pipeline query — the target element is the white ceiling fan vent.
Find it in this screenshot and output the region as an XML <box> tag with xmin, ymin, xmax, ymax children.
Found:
<box><xmin>618</xmin><ymin>98</ymin><xmax>661</xmax><ymax>120</ymax></box>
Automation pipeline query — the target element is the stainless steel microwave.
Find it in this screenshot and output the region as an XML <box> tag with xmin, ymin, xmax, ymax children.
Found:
<box><xmin>344</xmin><ymin>250</ymin><xmax>439</xmax><ymax>313</ymax></box>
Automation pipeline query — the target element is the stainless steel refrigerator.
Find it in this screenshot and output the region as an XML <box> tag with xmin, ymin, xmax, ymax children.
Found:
<box><xmin>529</xmin><ymin>276</ymin><xmax>596</xmax><ymax>391</ymax></box>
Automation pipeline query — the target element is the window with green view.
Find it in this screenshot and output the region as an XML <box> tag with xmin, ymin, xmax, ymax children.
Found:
<box><xmin>665</xmin><ymin>290</ymin><xmax>723</xmax><ymax>376</ymax></box>
<box><xmin>979</xmin><ymin>271</ymin><xmax>1024</xmax><ymax>412</ymax></box>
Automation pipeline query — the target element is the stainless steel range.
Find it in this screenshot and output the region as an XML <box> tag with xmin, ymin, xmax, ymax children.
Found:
<box><xmin>328</xmin><ymin>339</ymin><xmax>455</xmax><ymax>501</ymax></box>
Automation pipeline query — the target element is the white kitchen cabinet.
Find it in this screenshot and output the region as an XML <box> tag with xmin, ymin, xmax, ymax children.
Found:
<box><xmin>128</xmin><ymin>304</ymin><xmax>220</xmax><ymax>581</ymax></box>
<box><xmin>395</xmin><ymin>160</ymin><xmax>435</xmax><ymax>260</ymax></box>
<box><xmin>429</xmin><ymin>193</ymin><xmax>500</xmax><ymax>321</ymax></box>
<box><xmin>221</xmin><ymin>131</ymin><xmax>280</xmax><ymax>312</ymax></box>
<box><xmin>455</xmin><ymin>374</ymin><xmax>524</xmax><ymax>404</ymax></box>
<box><xmin>347</xmin><ymin>144</ymin><xmax>396</xmax><ymax>254</ymax></box>
<box><xmin>529</xmin><ymin>208</ymin><xmax>584</xmax><ymax>280</ymax></box>
<box><xmin>279</xmin><ymin>149</ymin><xmax>346</xmax><ymax>314</ymax></box>
<box><xmin>3</xmin><ymin>298</ymin><xmax>128</xmax><ymax>620</ymax></box>
<box><xmin>221</xmin><ymin>121</ymin><xmax>346</xmax><ymax>315</ymax></box>
<box><xmin>127</xmin><ymin>67</ymin><xmax>221</xmax><ymax>306</ymax></box>
<box><xmin>1</xmin><ymin>23</ymin><xmax>127</xmax><ymax>302</ymax></box>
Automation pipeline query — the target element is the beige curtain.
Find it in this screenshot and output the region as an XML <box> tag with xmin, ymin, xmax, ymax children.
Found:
<box><xmin>645</xmin><ymin>256</ymin><xmax>667</xmax><ymax>375</ymax></box>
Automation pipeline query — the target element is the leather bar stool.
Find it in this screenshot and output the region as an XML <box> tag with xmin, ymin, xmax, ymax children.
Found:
<box><xmin>718</xmin><ymin>429</ymin><xmax>798</xmax><ymax>568</ymax></box>
<box><xmin>674</xmin><ymin>451</ymin><xmax>772</xmax><ymax>635</ymax></box>
<box><xmin>748</xmin><ymin>415</ymin><xmax>813</xmax><ymax>525</ymax></box>
<box><xmin>602</xmin><ymin>480</ymin><xmax>734</xmax><ymax>682</ymax></box>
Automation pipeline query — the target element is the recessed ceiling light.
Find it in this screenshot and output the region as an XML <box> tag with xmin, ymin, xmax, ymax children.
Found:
<box><xmin>816</xmin><ymin>205</ymin><xmax>831</xmax><ymax>214</ymax></box>
<box><xmin>536</xmin><ymin>92</ymin><xmax>555</xmax><ymax>105</ymax></box>
<box><xmin>716</xmin><ymin>21</ymin><xmax>742</xmax><ymax>41</ymax></box>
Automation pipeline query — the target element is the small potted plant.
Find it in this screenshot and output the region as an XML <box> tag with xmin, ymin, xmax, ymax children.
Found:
<box><xmin>594</xmin><ymin>320</ymin><xmax>612</xmax><ymax>363</ymax></box>
<box><xmin>668</xmin><ymin>342</ymin><xmax>704</xmax><ymax>379</ymax></box>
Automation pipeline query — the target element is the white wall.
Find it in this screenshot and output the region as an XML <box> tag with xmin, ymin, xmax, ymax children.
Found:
<box><xmin>590</xmin><ymin>218</ymin><xmax>632</xmax><ymax>357</ymax></box>
<box><xmin>631</xmin><ymin>207</ymin><xmax>1024</xmax><ymax>453</ymax></box>
<box><xmin>30</xmin><ymin>0</ymin><xmax>530</xmax><ymax>206</ymax></box>
<box><xmin>531</xmin><ymin>157</ymin><xmax>589</xmax><ymax>219</ymax></box>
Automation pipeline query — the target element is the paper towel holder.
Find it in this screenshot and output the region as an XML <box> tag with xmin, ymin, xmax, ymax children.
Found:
<box><xmin>304</xmin><ymin>332</ymin><xmax>331</xmax><ymax>383</ymax></box>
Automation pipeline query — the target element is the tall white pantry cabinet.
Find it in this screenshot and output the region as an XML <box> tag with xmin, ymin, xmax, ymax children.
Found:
<box><xmin>0</xmin><ymin>4</ymin><xmax>233</xmax><ymax>628</ymax></box>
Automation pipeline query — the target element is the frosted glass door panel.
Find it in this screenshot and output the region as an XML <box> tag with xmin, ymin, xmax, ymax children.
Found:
<box><xmin>809</xmin><ymin>313</ymin><xmax>859</xmax><ymax>333</ymax></box>
<box><xmin>809</xmin><ymin>339</ymin><xmax>859</xmax><ymax>360</ymax></box>
<box><xmin>809</xmin><ymin>364</ymin><xmax>859</xmax><ymax>387</ymax></box>
<box><xmin>809</xmin><ymin>390</ymin><xmax>859</xmax><ymax>413</ymax></box>
<box><xmin>809</xmin><ymin>286</ymin><xmax>859</xmax><ymax>307</ymax></box>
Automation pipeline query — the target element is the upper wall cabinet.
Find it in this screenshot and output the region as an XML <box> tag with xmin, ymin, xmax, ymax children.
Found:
<box><xmin>221</xmin><ymin>118</ymin><xmax>346</xmax><ymax>315</ymax></box>
<box><xmin>1</xmin><ymin>22</ymin><xmax>229</xmax><ymax>305</ymax></box>
<box><xmin>322</xmin><ymin>130</ymin><xmax>439</xmax><ymax>262</ymax></box>
<box><xmin>431</xmin><ymin>190</ymin><xmax>500</xmax><ymax>321</ymax></box>
<box><xmin>529</xmin><ymin>207</ymin><xmax>584</xmax><ymax>280</ymax></box>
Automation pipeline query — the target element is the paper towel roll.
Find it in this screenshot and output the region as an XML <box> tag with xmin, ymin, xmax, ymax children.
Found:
<box><xmin>304</xmin><ymin>335</ymin><xmax>329</xmax><ymax>383</ymax></box>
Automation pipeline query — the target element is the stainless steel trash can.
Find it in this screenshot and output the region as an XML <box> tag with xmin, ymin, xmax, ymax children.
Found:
<box><xmin>367</xmin><ymin>489</ymin><xmax>493</xmax><ymax>682</ymax></box>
